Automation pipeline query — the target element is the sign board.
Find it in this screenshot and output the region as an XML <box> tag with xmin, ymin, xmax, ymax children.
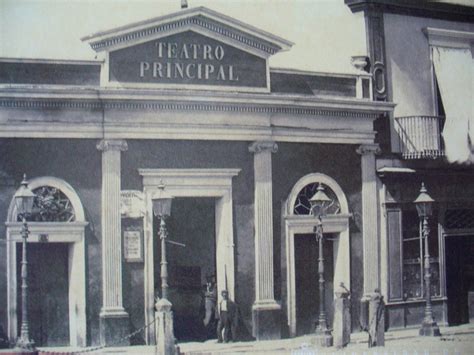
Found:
<box><xmin>109</xmin><ymin>30</ymin><xmax>267</xmax><ymax>89</ymax></box>
<box><xmin>123</xmin><ymin>230</ymin><xmax>143</xmax><ymax>262</ymax></box>
<box><xmin>121</xmin><ymin>190</ymin><xmax>145</xmax><ymax>218</ymax></box>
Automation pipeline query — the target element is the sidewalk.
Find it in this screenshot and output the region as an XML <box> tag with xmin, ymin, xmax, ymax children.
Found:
<box><xmin>10</xmin><ymin>323</ymin><xmax>474</xmax><ymax>355</ymax></box>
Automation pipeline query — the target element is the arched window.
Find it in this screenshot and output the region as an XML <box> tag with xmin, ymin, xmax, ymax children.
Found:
<box><xmin>17</xmin><ymin>185</ymin><xmax>76</xmax><ymax>222</ymax></box>
<box><xmin>293</xmin><ymin>182</ymin><xmax>341</xmax><ymax>216</ymax></box>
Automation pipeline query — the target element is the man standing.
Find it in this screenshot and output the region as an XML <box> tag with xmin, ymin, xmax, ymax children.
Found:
<box><xmin>203</xmin><ymin>276</ymin><xmax>218</xmax><ymax>339</ymax></box>
<box><xmin>217</xmin><ymin>290</ymin><xmax>238</xmax><ymax>343</ymax></box>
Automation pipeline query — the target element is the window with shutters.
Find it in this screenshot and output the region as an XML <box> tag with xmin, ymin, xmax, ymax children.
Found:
<box><xmin>387</xmin><ymin>205</ymin><xmax>441</xmax><ymax>301</ymax></box>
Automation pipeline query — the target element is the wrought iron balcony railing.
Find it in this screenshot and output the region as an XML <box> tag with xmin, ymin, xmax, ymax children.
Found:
<box><xmin>394</xmin><ymin>116</ymin><xmax>445</xmax><ymax>159</ymax></box>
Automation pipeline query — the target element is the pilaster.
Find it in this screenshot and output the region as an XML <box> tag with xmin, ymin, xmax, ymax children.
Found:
<box><xmin>249</xmin><ymin>141</ymin><xmax>281</xmax><ymax>340</ymax></box>
<box><xmin>357</xmin><ymin>143</ymin><xmax>381</xmax><ymax>295</ymax></box>
<box><xmin>97</xmin><ymin>139</ymin><xmax>130</xmax><ymax>346</ymax></box>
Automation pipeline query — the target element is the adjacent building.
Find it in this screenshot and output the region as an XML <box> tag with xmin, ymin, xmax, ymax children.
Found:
<box><xmin>345</xmin><ymin>0</ymin><xmax>474</xmax><ymax>328</ymax></box>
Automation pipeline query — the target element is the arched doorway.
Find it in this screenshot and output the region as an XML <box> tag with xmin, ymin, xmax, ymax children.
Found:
<box><xmin>284</xmin><ymin>173</ymin><xmax>351</xmax><ymax>337</ymax></box>
<box><xmin>6</xmin><ymin>176</ymin><xmax>88</xmax><ymax>347</ymax></box>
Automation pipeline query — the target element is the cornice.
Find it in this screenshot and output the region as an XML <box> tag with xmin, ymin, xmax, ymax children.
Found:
<box><xmin>0</xmin><ymin>98</ymin><xmax>383</xmax><ymax>119</ymax></box>
<box><xmin>424</xmin><ymin>27</ymin><xmax>474</xmax><ymax>49</ymax></box>
<box><xmin>345</xmin><ymin>0</ymin><xmax>474</xmax><ymax>23</ymax></box>
<box><xmin>0</xmin><ymin>87</ymin><xmax>395</xmax><ymax>117</ymax></box>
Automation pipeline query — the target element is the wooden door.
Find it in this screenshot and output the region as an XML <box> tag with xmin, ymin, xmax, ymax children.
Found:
<box><xmin>17</xmin><ymin>243</ymin><xmax>70</xmax><ymax>346</ymax></box>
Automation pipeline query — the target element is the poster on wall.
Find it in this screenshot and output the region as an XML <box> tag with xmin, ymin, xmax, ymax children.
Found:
<box><xmin>123</xmin><ymin>229</ymin><xmax>143</xmax><ymax>262</ymax></box>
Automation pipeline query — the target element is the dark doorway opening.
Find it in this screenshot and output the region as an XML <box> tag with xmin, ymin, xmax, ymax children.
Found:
<box><xmin>294</xmin><ymin>233</ymin><xmax>334</xmax><ymax>336</ymax></box>
<box><xmin>154</xmin><ymin>197</ymin><xmax>216</xmax><ymax>342</ymax></box>
<box><xmin>445</xmin><ymin>235</ymin><xmax>474</xmax><ymax>325</ymax></box>
<box><xmin>16</xmin><ymin>242</ymin><xmax>70</xmax><ymax>347</ymax></box>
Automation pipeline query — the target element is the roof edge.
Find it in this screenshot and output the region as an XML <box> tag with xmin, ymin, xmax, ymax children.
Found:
<box><xmin>81</xmin><ymin>6</ymin><xmax>293</xmax><ymax>52</ymax></box>
<box><xmin>345</xmin><ymin>0</ymin><xmax>474</xmax><ymax>22</ymax></box>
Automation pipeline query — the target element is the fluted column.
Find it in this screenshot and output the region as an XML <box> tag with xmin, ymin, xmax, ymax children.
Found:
<box><xmin>357</xmin><ymin>143</ymin><xmax>381</xmax><ymax>295</ymax></box>
<box><xmin>249</xmin><ymin>141</ymin><xmax>281</xmax><ymax>340</ymax></box>
<box><xmin>97</xmin><ymin>139</ymin><xmax>129</xmax><ymax>346</ymax></box>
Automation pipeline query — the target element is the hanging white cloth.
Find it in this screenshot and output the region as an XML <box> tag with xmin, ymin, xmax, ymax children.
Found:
<box><xmin>432</xmin><ymin>46</ymin><xmax>473</xmax><ymax>164</ymax></box>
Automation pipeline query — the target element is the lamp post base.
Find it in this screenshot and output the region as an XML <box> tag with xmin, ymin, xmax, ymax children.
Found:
<box><xmin>313</xmin><ymin>328</ymin><xmax>333</xmax><ymax>347</ymax></box>
<box><xmin>419</xmin><ymin>320</ymin><xmax>441</xmax><ymax>337</ymax></box>
<box><xmin>15</xmin><ymin>336</ymin><xmax>35</xmax><ymax>352</ymax></box>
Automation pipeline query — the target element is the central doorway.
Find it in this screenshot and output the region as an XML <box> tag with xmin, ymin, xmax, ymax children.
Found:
<box><xmin>154</xmin><ymin>198</ymin><xmax>217</xmax><ymax>341</ymax></box>
<box><xmin>294</xmin><ymin>233</ymin><xmax>334</xmax><ymax>336</ymax></box>
<box><xmin>141</xmin><ymin>168</ymin><xmax>239</xmax><ymax>345</ymax></box>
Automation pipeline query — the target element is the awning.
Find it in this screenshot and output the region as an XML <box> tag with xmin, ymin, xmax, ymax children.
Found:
<box><xmin>429</xmin><ymin>28</ymin><xmax>474</xmax><ymax>164</ymax></box>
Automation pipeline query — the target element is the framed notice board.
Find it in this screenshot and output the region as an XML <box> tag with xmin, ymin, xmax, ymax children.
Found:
<box><xmin>123</xmin><ymin>229</ymin><xmax>143</xmax><ymax>262</ymax></box>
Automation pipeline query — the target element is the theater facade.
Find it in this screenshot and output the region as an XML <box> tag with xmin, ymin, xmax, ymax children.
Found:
<box><xmin>0</xmin><ymin>6</ymin><xmax>394</xmax><ymax>347</ymax></box>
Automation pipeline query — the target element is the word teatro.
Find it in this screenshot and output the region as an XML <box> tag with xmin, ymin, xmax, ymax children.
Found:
<box><xmin>139</xmin><ymin>41</ymin><xmax>240</xmax><ymax>81</ymax></box>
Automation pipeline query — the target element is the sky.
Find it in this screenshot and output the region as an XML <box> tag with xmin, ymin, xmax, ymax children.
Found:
<box><xmin>0</xmin><ymin>0</ymin><xmax>368</xmax><ymax>73</ymax></box>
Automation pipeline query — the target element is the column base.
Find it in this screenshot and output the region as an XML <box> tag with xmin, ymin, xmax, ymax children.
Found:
<box><xmin>100</xmin><ymin>309</ymin><xmax>130</xmax><ymax>346</ymax></box>
<box><xmin>419</xmin><ymin>319</ymin><xmax>441</xmax><ymax>337</ymax></box>
<box><xmin>313</xmin><ymin>329</ymin><xmax>333</xmax><ymax>348</ymax></box>
<box><xmin>252</xmin><ymin>301</ymin><xmax>281</xmax><ymax>340</ymax></box>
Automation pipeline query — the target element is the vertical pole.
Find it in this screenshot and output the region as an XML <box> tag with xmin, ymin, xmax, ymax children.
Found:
<box><xmin>16</xmin><ymin>217</ymin><xmax>34</xmax><ymax>350</ymax></box>
<box><xmin>160</xmin><ymin>217</ymin><xmax>169</xmax><ymax>300</ymax></box>
<box><xmin>313</xmin><ymin>216</ymin><xmax>332</xmax><ymax>347</ymax></box>
<box><xmin>317</xmin><ymin>217</ymin><xmax>327</xmax><ymax>330</ymax></box>
<box><xmin>419</xmin><ymin>215</ymin><xmax>440</xmax><ymax>336</ymax></box>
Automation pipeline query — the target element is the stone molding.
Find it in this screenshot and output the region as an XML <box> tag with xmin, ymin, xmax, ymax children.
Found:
<box><xmin>284</xmin><ymin>172</ymin><xmax>351</xmax><ymax>337</ymax></box>
<box><xmin>0</xmin><ymin>98</ymin><xmax>383</xmax><ymax>119</ymax></box>
<box><xmin>82</xmin><ymin>7</ymin><xmax>293</xmax><ymax>55</ymax></box>
<box><xmin>139</xmin><ymin>168</ymin><xmax>239</xmax><ymax>345</ymax></box>
<box><xmin>90</xmin><ymin>17</ymin><xmax>280</xmax><ymax>55</ymax></box>
<box><xmin>97</xmin><ymin>139</ymin><xmax>128</xmax><ymax>152</ymax></box>
<box><xmin>356</xmin><ymin>143</ymin><xmax>381</xmax><ymax>156</ymax></box>
<box><xmin>248</xmin><ymin>141</ymin><xmax>278</xmax><ymax>154</ymax></box>
<box><xmin>424</xmin><ymin>27</ymin><xmax>474</xmax><ymax>49</ymax></box>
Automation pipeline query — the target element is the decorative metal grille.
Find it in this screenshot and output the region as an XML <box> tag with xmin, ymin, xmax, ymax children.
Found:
<box><xmin>18</xmin><ymin>186</ymin><xmax>75</xmax><ymax>222</ymax></box>
<box><xmin>445</xmin><ymin>209</ymin><xmax>474</xmax><ymax>229</ymax></box>
<box><xmin>293</xmin><ymin>183</ymin><xmax>340</xmax><ymax>216</ymax></box>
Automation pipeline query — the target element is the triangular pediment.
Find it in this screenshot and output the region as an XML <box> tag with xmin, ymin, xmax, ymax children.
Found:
<box><xmin>82</xmin><ymin>7</ymin><xmax>292</xmax><ymax>92</ymax></box>
<box><xmin>82</xmin><ymin>6</ymin><xmax>292</xmax><ymax>57</ymax></box>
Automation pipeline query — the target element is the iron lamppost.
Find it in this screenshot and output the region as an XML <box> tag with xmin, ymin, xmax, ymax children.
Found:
<box><xmin>152</xmin><ymin>182</ymin><xmax>173</xmax><ymax>301</ymax></box>
<box><xmin>14</xmin><ymin>174</ymin><xmax>36</xmax><ymax>351</ymax></box>
<box><xmin>414</xmin><ymin>182</ymin><xmax>440</xmax><ymax>337</ymax></box>
<box><xmin>309</xmin><ymin>183</ymin><xmax>333</xmax><ymax>347</ymax></box>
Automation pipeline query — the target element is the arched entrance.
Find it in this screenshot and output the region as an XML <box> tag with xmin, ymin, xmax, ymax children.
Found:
<box><xmin>6</xmin><ymin>176</ymin><xmax>88</xmax><ymax>347</ymax></box>
<box><xmin>284</xmin><ymin>173</ymin><xmax>351</xmax><ymax>337</ymax></box>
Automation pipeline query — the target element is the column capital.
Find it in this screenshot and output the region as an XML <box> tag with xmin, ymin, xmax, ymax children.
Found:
<box><xmin>97</xmin><ymin>139</ymin><xmax>128</xmax><ymax>152</ymax></box>
<box><xmin>249</xmin><ymin>141</ymin><xmax>278</xmax><ymax>154</ymax></box>
<box><xmin>356</xmin><ymin>143</ymin><xmax>381</xmax><ymax>156</ymax></box>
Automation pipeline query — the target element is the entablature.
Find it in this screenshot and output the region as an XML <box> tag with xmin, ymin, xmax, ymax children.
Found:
<box><xmin>0</xmin><ymin>86</ymin><xmax>394</xmax><ymax>144</ymax></box>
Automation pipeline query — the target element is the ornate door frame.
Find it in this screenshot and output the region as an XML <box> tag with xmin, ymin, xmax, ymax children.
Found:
<box><xmin>6</xmin><ymin>176</ymin><xmax>88</xmax><ymax>347</ymax></box>
<box><xmin>139</xmin><ymin>168</ymin><xmax>240</xmax><ymax>345</ymax></box>
<box><xmin>284</xmin><ymin>173</ymin><xmax>351</xmax><ymax>337</ymax></box>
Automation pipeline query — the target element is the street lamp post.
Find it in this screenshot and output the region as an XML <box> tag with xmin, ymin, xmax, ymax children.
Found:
<box><xmin>152</xmin><ymin>181</ymin><xmax>177</xmax><ymax>355</ymax></box>
<box><xmin>414</xmin><ymin>182</ymin><xmax>440</xmax><ymax>337</ymax></box>
<box><xmin>14</xmin><ymin>174</ymin><xmax>36</xmax><ymax>351</ymax></box>
<box><xmin>152</xmin><ymin>182</ymin><xmax>173</xmax><ymax>301</ymax></box>
<box><xmin>309</xmin><ymin>183</ymin><xmax>333</xmax><ymax>347</ymax></box>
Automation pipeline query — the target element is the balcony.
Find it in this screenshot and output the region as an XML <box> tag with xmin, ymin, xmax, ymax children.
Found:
<box><xmin>394</xmin><ymin>115</ymin><xmax>445</xmax><ymax>159</ymax></box>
